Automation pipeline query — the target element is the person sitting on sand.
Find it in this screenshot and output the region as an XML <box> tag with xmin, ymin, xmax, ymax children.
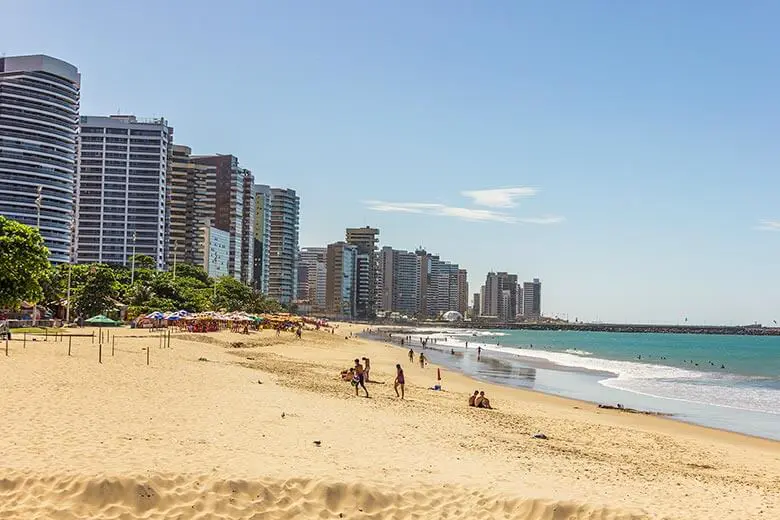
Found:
<box><xmin>394</xmin><ymin>364</ymin><xmax>405</xmax><ymax>399</ymax></box>
<box><xmin>418</xmin><ymin>352</ymin><xmax>426</xmax><ymax>368</ymax></box>
<box><xmin>341</xmin><ymin>368</ymin><xmax>355</xmax><ymax>382</ymax></box>
<box><xmin>353</xmin><ymin>359</ymin><xmax>369</xmax><ymax>397</ymax></box>
<box><xmin>362</xmin><ymin>357</ymin><xmax>371</xmax><ymax>382</ymax></box>
<box><xmin>468</xmin><ymin>390</ymin><xmax>479</xmax><ymax>407</ymax></box>
<box><xmin>475</xmin><ymin>391</ymin><xmax>492</xmax><ymax>409</ymax></box>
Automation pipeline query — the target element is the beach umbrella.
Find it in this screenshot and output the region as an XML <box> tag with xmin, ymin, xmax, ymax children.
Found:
<box><xmin>145</xmin><ymin>311</ymin><xmax>164</xmax><ymax>320</ymax></box>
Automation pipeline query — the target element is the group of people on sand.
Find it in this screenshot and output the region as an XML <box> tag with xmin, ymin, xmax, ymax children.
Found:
<box><xmin>408</xmin><ymin>348</ymin><xmax>426</xmax><ymax>368</ymax></box>
<box><xmin>469</xmin><ymin>390</ymin><xmax>492</xmax><ymax>409</ymax></box>
<box><xmin>340</xmin><ymin>356</ymin><xmax>407</xmax><ymax>399</ymax></box>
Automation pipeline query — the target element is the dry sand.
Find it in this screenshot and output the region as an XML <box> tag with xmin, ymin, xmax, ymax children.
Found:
<box><xmin>0</xmin><ymin>324</ymin><xmax>778</xmax><ymax>519</ymax></box>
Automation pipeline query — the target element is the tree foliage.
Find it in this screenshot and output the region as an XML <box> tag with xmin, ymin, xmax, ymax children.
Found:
<box><xmin>0</xmin><ymin>216</ymin><xmax>50</xmax><ymax>308</ymax></box>
<box><xmin>72</xmin><ymin>264</ymin><xmax>120</xmax><ymax>318</ymax></box>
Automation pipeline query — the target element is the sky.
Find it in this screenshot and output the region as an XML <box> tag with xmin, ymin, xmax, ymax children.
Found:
<box><xmin>3</xmin><ymin>0</ymin><xmax>780</xmax><ymax>325</ymax></box>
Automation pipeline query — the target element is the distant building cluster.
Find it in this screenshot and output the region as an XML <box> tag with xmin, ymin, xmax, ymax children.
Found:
<box><xmin>0</xmin><ymin>54</ymin><xmax>543</xmax><ymax>318</ymax></box>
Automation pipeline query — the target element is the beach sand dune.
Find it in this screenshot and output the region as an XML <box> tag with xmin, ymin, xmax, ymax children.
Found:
<box><xmin>0</xmin><ymin>326</ymin><xmax>778</xmax><ymax>519</ymax></box>
<box><xmin>0</xmin><ymin>471</ymin><xmax>647</xmax><ymax>519</ymax></box>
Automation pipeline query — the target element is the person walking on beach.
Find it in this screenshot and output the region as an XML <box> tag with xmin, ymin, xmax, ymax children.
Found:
<box><xmin>408</xmin><ymin>348</ymin><xmax>414</xmax><ymax>363</ymax></box>
<box><xmin>419</xmin><ymin>352</ymin><xmax>426</xmax><ymax>368</ymax></box>
<box><xmin>353</xmin><ymin>358</ymin><xmax>369</xmax><ymax>397</ymax></box>
<box><xmin>394</xmin><ymin>364</ymin><xmax>405</xmax><ymax>399</ymax></box>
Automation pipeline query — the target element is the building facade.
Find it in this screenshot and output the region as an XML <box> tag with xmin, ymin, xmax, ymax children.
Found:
<box><xmin>345</xmin><ymin>226</ymin><xmax>379</xmax><ymax>319</ymax></box>
<box><xmin>522</xmin><ymin>278</ymin><xmax>542</xmax><ymax>319</ymax></box>
<box><xmin>480</xmin><ymin>271</ymin><xmax>519</xmax><ymax>321</ymax></box>
<box><xmin>191</xmin><ymin>154</ymin><xmax>246</xmax><ymax>280</ymax></box>
<box><xmin>75</xmin><ymin>115</ymin><xmax>171</xmax><ymax>269</ymax></box>
<box><xmin>203</xmin><ymin>225</ymin><xmax>230</xmax><ymax>278</ymax></box>
<box><xmin>266</xmin><ymin>187</ymin><xmax>299</xmax><ymax>304</ymax></box>
<box><xmin>378</xmin><ymin>246</ymin><xmax>420</xmax><ymax>317</ymax></box>
<box><xmin>252</xmin><ymin>184</ymin><xmax>271</xmax><ymax>293</ymax></box>
<box><xmin>0</xmin><ymin>54</ymin><xmax>80</xmax><ymax>263</ymax></box>
<box><xmin>472</xmin><ymin>292</ymin><xmax>481</xmax><ymax>318</ymax></box>
<box><xmin>457</xmin><ymin>269</ymin><xmax>469</xmax><ymax>316</ymax></box>
<box><xmin>240</xmin><ymin>171</ymin><xmax>255</xmax><ymax>285</ymax></box>
<box><xmin>298</xmin><ymin>247</ymin><xmax>327</xmax><ymax>311</ymax></box>
<box><xmin>169</xmin><ymin>144</ymin><xmax>216</xmax><ymax>270</ymax></box>
<box><xmin>325</xmin><ymin>241</ymin><xmax>357</xmax><ymax>318</ymax></box>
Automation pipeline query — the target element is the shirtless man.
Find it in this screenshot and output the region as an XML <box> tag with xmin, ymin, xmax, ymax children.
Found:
<box><xmin>353</xmin><ymin>358</ymin><xmax>369</xmax><ymax>397</ymax></box>
<box><xmin>468</xmin><ymin>390</ymin><xmax>479</xmax><ymax>406</ymax></box>
<box><xmin>361</xmin><ymin>357</ymin><xmax>371</xmax><ymax>382</ymax></box>
<box><xmin>418</xmin><ymin>352</ymin><xmax>426</xmax><ymax>368</ymax></box>
<box><xmin>408</xmin><ymin>348</ymin><xmax>414</xmax><ymax>363</ymax></box>
<box><xmin>394</xmin><ymin>364</ymin><xmax>405</xmax><ymax>399</ymax></box>
<box><xmin>475</xmin><ymin>391</ymin><xmax>492</xmax><ymax>409</ymax></box>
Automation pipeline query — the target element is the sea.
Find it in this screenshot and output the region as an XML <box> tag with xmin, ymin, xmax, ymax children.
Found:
<box><xmin>388</xmin><ymin>328</ymin><xmax>780</xmax><ymax>440</ymax></box>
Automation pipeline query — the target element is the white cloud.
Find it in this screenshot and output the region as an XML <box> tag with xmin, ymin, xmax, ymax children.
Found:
<box><xmin>461</xmin><ymin>187</ymin><xmax>538</xmax><ymax>208</ymax></box>
<box><xmin>364</xmin><ymin>200</ymin><xmax>516</xmax><ymax>223</ymax></box>
<box><xmin>757</xmin><ymin>220</ymin><xmax>780</xmax><ymax>231</ymax></box>
<box><xmin>518</xmin><ymin>215</ymin><xmax>566</xmax><ymax>225</ymax></box>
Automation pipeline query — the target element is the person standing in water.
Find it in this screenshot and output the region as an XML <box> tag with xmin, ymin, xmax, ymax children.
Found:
<box><xmin>394</xmin><ymin>364</ymin><xmax>405</xmax><ymax>399</ymax></box>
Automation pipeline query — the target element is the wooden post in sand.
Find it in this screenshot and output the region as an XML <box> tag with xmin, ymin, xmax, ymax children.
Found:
<box><xmin>91</xmin><ymin>331</ymin><xmax>94</xmax><ymax>344</ymax></box>
<box><xmin>4</xmin><ymin>335</ymin><xmax>8</xmax><ymax>356</ymax></box>
<box><xmin>146</xmin><ymin>346</ymin><xmax>150</xmax><ymax>366</ymax></box>
<box><xmin>23</xmin><ymin>332</ymin><xmax>26</xmax><ymax>348</ymax></box>
<box><xmin>159</xmin><ymin>329</ymin><xmax>163</xmax><ymax>349</ymax></box>
<box><xmin>44</xmin><ymin>328</ymin><xmax>48</xmax><ymax>341</ymax></box>
<box><xmin>112</xmin><ymin>336</ymin><xmax>115</xmax><ymax>356</ymax></box>
<box><xmin>167</xmin><ymin>328</ymin><xmax>171</xmax><ymax>348</ymax></box>
<box><xmin>68</xmin><ymin>336</ymin><xmax>72</xmax><ymax>356</ymax></box>
<box><xmin>98</xmin><ymin>341</ymin><xmax>102</xmax><ymax>364</ymax></box>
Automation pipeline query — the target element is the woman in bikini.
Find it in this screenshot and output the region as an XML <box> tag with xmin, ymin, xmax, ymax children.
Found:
<box><xmin>394</xmin><ymin>364</ymin><xmax>405</xmax><ymax>399</ymax></box>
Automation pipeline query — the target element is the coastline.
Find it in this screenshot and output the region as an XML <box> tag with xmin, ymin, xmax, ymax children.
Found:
<box><xmin>1</xmin><ymin>325</ymin><xmax>778</xmax><ymax>519</ymax></box>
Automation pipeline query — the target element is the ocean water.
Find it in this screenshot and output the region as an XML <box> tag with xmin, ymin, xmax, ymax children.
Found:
<box><xmin>396</xmin><ymin>328</ymin><xmax>780</xmax><ymax>439</ymax></box>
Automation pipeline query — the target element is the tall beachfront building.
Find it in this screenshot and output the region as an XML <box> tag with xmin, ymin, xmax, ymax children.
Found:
<box><xmin>169</xmin><ymin>144</ymin><xmax>216</xmax><ymax>269</ymax></box>
<box><xmin>74</xmin><ymin>115</ymin><xmax>171</xmax><ymax>269</ymax></box>
<box><xmin>252</xmin><ymin>184</ymin><xmax>271</xmax><ymax>293</ymax></box>
<box><xmin>325</xmin><ymin>241</ymin><xmax>357</xmax><ymax>318</ymax></box>
<box><xmin>457</xmin><ymin>269</ymin><xmax>469</xmax><ymax>316</ymax></box>
<box><xmin>191</xmin><ymin>154</ymin><xmax>253</xmax><ymax>281</ymax></box>
<box><xmin>480</xmin><ymin>271</ymin><xmax>519</xmax><ymax>321</ymax></box>
<box><xmin>522</xmin><ymin>278</ymin><xmax>542</xmax><ymax>319</ymax></box>
<box><xmin>0</xmin><ymin>54</ymin><xmax>80</xmax><ymax>263</ymax></box>
<box><xmin>298</xmin><ymin>247</ymin><xmax>326</xmax><ymax>311</ymax></box>
<box><xmin>264</xmin><ymin>187</ymin><xmax>299</xmax><ymax>305</ymax></box>
<box><xmin>345</xmin><ymin>226</ymin><xmax>379</xmax><ymax>319</ymax></box>
<box><xmin>240</xmin><ymin>172</ymin><xmax>255</xmax><ymax>285</ymax></box>
<box><xmin>378</xmin><ymin>246</ymin><xmax>419</xmax><ymax>317</ymax></box>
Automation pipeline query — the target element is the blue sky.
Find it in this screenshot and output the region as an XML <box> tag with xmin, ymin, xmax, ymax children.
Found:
<box><xmin>4</xmin><ymin>1</ymin><xmax>780</xmax><ymax>324</ymax></box>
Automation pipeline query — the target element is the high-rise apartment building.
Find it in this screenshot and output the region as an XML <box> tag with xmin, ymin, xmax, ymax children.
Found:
<box><xmin>522</xmin><ymin>278</ymin><xmax>542</xmax><ymax>319</ymax></box>
<box><xmin>252</xmin><ymin>184</ymin><xmax>271</xmax><ymax>293</ymax></box>
<box><xmin>240</xmin><ymin>172</ymin><xmax>255</xmax><ymax>285</ymax></box>
<box><xmin>169</xmin><ymin>144</ymin><xmax>216</xmax><ymax>269</ymax></box>
<box><xmin>480</xmin><ymin>271</ymin><xmax>519</xmax><ymax>321</ymax></box>
<box><xmin>325</xmin><ymin>241</ymin><xmax>357</xmax><ymax>318</ymax></box>
<box><xmin>0</xmin><ymin>55</ymin><xmax>80</xmax><ymax>263</ymax></box>
<box><xmin>75</xmin><ymin>115</ymin><xmax>171</xmax><ymax>269</ymax></box>
<box><xmin>345</xmin><ymin>226</ymin><xmax>379</xmax><ymax>319</ymax></box>
<box><xmin>298</xmin><ymin>247</ymin><xmax>327</xmax><ymax>311</ymax></box>
<box><xmin>378</xmin><ymin>246</ymin><xmax>419</xmax><ymax>316</ymax></box>
<box><xmin>265</xmin><ymin>187</ymin><xmax>299</xmax><ymax>304</ymax></box>
<box><xmin>191</xmin><ymin>154</ymin><xmax>250</xmax><ymax>281</ymax></box>
<box><xmin>457</xmin><ymin>269</ymin><xmax>469</xmax><ymax>316</ymax></box>
<box><xmin>472</xmin><ymin>292</ymin><xmax>481</xmax><ymax>318</ymax></box>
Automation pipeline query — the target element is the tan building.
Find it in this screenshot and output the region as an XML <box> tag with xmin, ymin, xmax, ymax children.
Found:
<box><xmin>457</xmin><ymin>269</ymin><xmax>469</xmax><ymax>316</ymax></box>
<box><xmin>325</xmin><ymin>242</ymin><xmax>357</xmax><ymax>318</ymax></box>
<box><xmin>345</xmin><ymin>226</ymin><xmax>379</xmax><ymax>318</ymax></box>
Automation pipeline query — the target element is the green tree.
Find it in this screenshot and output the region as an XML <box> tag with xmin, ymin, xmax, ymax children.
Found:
<box><xmin>72</xmin><ymin>265</ymin><xmax>119</xmax><ymax>318</ymax></box>
<box><xmin>0</xmin><ymin>216</ymin><xmax>50</xmax><ymax>308</ymax></box>
<box><xmin>173</xmin><ymin>263</ymin><xmax>210</xmax><ymax>285</ymax></box>
<box><xmin>212</xmin><ymin>276</ymin><xmax>253</xmax><ymax>311</ymax></box>
<box><xmin>129</xmin><ymin>254</ymin><xmax>156</xmax><ymax>270</ymax></box>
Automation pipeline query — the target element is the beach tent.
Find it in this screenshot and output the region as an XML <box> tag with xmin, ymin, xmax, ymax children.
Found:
<box><xmin>85</xmin><ymin>314</ymin><xmax>120</xmax><ymax>326</ymax></box>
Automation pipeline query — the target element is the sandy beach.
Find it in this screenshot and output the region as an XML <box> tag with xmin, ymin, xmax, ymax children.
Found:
<box><xmin>0</xmin><ymin>325</ymin><xmax>778</xmax><ymax>519</ymax></box>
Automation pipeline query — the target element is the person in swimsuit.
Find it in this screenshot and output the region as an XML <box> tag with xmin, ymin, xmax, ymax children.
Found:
<box><xmin>362</xmin><ymin>357</ymin><xmax>371</xmax><ymax>382</ymax></box>
<box><xmin>394</xmin><ymin>364</ymin><xmax>405</xmax><ymax>399</ymax></box>
<box><xmin>353</xmin><ymin>358</ymin><xmax>369</xmax><ymax>397</ymax></box>
<box><xmin>408</xmin><ymin>349</ymin><xmax>414</xmax><ymax>363</ymax></box>
<box><xmin>418</xmin><ymin>352</ymin><xmax>426</xmax><ymax>368</ymax></box>
<box><xmin>468</xmin><ymin>390</ymin><xmax>479</xmax><ymax>406</ymax></box>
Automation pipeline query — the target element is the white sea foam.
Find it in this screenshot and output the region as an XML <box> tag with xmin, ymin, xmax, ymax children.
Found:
<box><xmin>423</xmin><ymin>335</ymin><xmax>780</xmax><ymax>416</ymax></box>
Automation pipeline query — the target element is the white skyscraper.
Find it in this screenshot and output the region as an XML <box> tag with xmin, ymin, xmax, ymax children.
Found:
<box><xmin>75</xmin><ymin>115</ymin><xmax>171</xmax><ymax>269</ymax></box>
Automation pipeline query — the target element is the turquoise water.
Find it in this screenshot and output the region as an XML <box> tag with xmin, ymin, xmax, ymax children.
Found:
<box><xmin>399</xmin><ymin>328</ymin><xmax>780</xmax><ymax>438</ymax></box>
